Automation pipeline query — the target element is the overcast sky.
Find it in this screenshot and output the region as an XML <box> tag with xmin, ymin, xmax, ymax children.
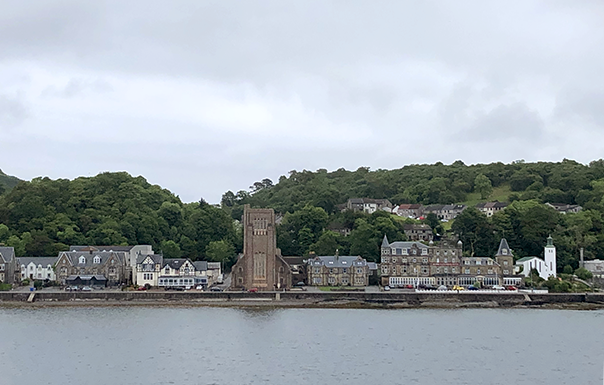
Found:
<box><xmin>1</xmin><ymin>1</ymin><xmax>604</xmax><ymax>203</ymax></box>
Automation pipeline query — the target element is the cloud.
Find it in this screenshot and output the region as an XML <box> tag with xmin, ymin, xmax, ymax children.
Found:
<box><xmin>0</xmin><ymin>1</ymin><xmax>603</xmax><ymax>202</ymax></box>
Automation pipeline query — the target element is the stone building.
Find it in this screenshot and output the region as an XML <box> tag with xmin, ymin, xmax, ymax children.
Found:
<box><xmin>380</xmin><ymin>236</ymin><xmax>520</xmax><ymax>287</ymax></box>
<box><xmin>230</xmin><ymin>205</ymin><xmax>291</xmax><ymax>291</ymax></box>
<box><xmin>55</xmin><ymin>248</ymin><xmax>130</xmax><ymax>286</ymax></box>
<box><xmin>307</xmin><ymin>254</ymin><xmax>370</xmax><ymax>286</ymax></box>
<box><xmin>0</xmin><ymin>246</ymin><xmax>18</xmax><ymax>284</ymax></box>
<box><xmin>403</xmin><ymin>224</ymin><xmax>433</xmax><ymax>241</ymax></box>
<box><xmin>344</xmin><ymin>198</ymin><xmax>393</xmax><ymax>214</ymax></box>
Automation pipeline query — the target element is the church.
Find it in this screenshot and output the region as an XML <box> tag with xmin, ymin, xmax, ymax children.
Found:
<box><xmin>515</xmin><ymin>236</ymin><xmax>557</xmax><ymax>280</ymax></box>
<box><xmin>230</xmin><ymin>205</ymin><xmax>292</xmax><ymax>291</ymax></box>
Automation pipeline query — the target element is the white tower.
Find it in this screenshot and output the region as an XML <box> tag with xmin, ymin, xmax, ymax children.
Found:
<box><xmin>544</xmin><ymin>235</ymin><xmax>556</xmax><ymax>278</ymax></box>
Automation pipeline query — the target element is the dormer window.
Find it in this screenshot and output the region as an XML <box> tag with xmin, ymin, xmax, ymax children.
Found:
<box><xmin>93</xmin><ymin>256</ymin><xmax>101</xmax><ymax>264</ymax></box>
<box><xmin>79</xmin><ymin>256</ymin><xmax>86</xmax><ymax>264</ymax></box>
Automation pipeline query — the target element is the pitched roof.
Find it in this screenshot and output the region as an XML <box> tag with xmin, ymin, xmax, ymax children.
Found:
<box><xmin>387</xmin><ymin>241</ymin><xmax>429</xmax><ymax>249</ymax></box>
<box><xmin>136</xmin><ymin>254</ymin><xmax>163</xmax><ymax>264</ymax></box>
<box><xmin>163</xmin><ymin>258</ymin><xmax>194</xmax><ymax>269</ymax></box>
<box><xmin>193</xmin><ymin>261</ymin><xmax>208</xmax><ymax>271</ymax></box>
<box><xmin>495</xmin><ymin>238</ymin><xmax>513</xmax><ymax>257</ymax></box>
<box><xmin>516</xmin><ymin>256</ymin><xmax>541</xmax><ymax>263</ymax></box>
<box><xmin>69</xmin><ymin>245</ymin><xmax>135</xmax><ymax>252</ymax></box>
<box><xmin>0</xmin><ymin>246</ymin><xmax>15</xmax><ymax>262</ymax></box>
<box><xmin>59</xmin><ymin>251</ymin><xmax>126</xmax><ymax>266</ymax></box>
<box><xmin>381</xmin><ymin>234</ymin><xmax>389</xmax><ymax>247</ymax></box>
<box><xmin>18</xmin><ymin>257</ymin><xmax>58</xmax><ymax>267</ymax></box>
<box><xmin>308</xmin><ymin>256</ymin><xmax>367</xmax><ymax>268</ymax></box>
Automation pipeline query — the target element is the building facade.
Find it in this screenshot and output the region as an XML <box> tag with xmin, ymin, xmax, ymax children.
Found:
<box><xmin>393</xmin><ymin>204</ymin><xmax>424</xmax><ymax>218</ymax></box>
<box><xmin>19</xmin><ymin>257</ymin><xmax>57</xmax><ymax>281</ymax></box>
<box><xmin>380</xmin><ymin>236</ymin><xmax>520</xmax><ymax>287</ymax></box>
<box><xmin>515</xmin><ymin>236</ymin><xmax>557</xmax><ymax>280</ymax></box>
<box><xmin>230</xmin><ymin>205</ymin><xmax>292</xmax><ymax>291</ymax></box>
<box><xmin>135</xmin><ymin>254</ymin><xmax>163</xmax><ymax>287</ymax></box>
<box><xmin>307</xmin><ymin>255</ymin><xmax>370</xmax><ymax>286</ymax></box>
<box><xmin>0</xmin><ymin>247</ymin><xmax>18</xmax><ymax>284</ymax></box>
<box><xmin>403</xmin><ymin>224</ymin><xmax>433</xmax><ymax>241</ymax></box>
<box><xmin>344</xmin><ymin>198</ymin><xmax>393</xmax><ymax>214</ymax></box>
<box><xmin>157</xmin><ymin>258</ymin><xmax>208</xmax><ymax>289</ymax></box>
<box><xmin>55</xmin><ymin>248</ymin><xmax>129</xmax><ymax>286</ymax></box>
<box><xmin>475</xmin><ymin>202</ymin><xmax>508</xmax><ymax>217</ymax></box>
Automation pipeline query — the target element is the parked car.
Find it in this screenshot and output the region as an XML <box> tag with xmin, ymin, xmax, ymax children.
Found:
<box><xmin>248</xmin><ymin>287</ymin><xmax>258</xmax><ymax>293</ymax></box>
<box><xmin>383</xmin><ymin>286</ymin><xmax>390</xmax><ymax>291</ymax></box>
<box><xmin>404</xmin><ymin>284</ymin><xmax>414</xmax><ymax>289</ymax></box>
<box><xmin>492</xmin><ymin>285</ymin><xmax>506</xmax><ymax>290</ymax></box>
<box><xmin>137</xmin><ymin>286</ymin><xmax>147</xmax><ymax>291</ymax></box>
<box><xmin>64</xmin><ymin>286</ymin><xmax>78</xmax><ymax>292</ymax></box>
<box><xmin>195</xmin><ymin>285</ymin><xmax>204</xmax><ymax>290</ymax></box>
<box><xmin>437</xmin><ymin>285</ymin><xmax>448</xmax><ymax>291</ymax></box>
<box><xmin>505</xmin><ymin>285</ymin><xmax>517</xmax><ymax>291</ymax></box>
<box><xmin>210</xmin><ymin>286</ymin><xmax>223</xmax><ymax>292</ymax></box>
<box><xmin>467</xmin><ymin>286</ymin><xmax>479</xmax><ymax>291</ymax></box>
<box><xmin>452</xmin><ymin>285</ymin><xmax>465</xmax><ymax>291</ymax></box>
<box><xmin>424</xmin><ymin>285</ymin><xmax>437</xmax><ymax>291</ymax></box>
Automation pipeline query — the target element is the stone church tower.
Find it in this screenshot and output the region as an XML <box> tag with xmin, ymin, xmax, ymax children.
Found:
<box><xmin>230</xmin><ymin>205</ymin><xmax>291</xmax><ymax>291</ymax></box>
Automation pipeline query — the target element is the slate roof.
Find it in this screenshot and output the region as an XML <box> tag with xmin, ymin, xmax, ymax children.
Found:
<box><xmin>66</xmin><ymin>275</ymin><xmax>107</xmax><ymax>281</ymax></box>
<box><xmin>495</xmin><ymin>238</ymin><xmax>512</xmax><ymax>257</ymax></box>
<box><xmin>193</xmin><ymin>261</ymin><xmax>208</xmax><ymax>271</ymax></box>
<box><xmin>0</xmin><ymin>246</ymin><xmax>15</xmax><ymax>263</ymax></box>
<box><xmin>381</xmin><ymin>235</ymin><xmax>389</xmax><ymax>247</ymax></box>
<box><xmin>59</xmin><ymin>251</ymin><xmax>126</xmax><ymax>266</ymax></box>
<box><xmin>69</xmin><ymin>245</ymin><xmax>134</xmax><ymax>253</ymax></box>
<box><xmin>403</xmin><ymin>224</ymin><xmax>432</xmax><ymax>231</ymax></box>
<box><xmin>136</xmin><ymin>254</ymin><xmax>163</xmax><ymax>264</ymax></box>
<box><xmin>163</xmin><ymin>258</ymin><xmax>193</xmax><ymax>269</ymax></box>
<box><xmin>18</xmin><ymin>257</ymin><xmax>57</xmax><ymax>267</ymax></box>
<box><xmin>308</xmin><ymin>256</ymin><xmax>368</xmax><ymax>268</ymax></box>
<box><xmin>387</xmin><ymin>241</ymin><xmax>429</xmax><ymax>249</ymax></box>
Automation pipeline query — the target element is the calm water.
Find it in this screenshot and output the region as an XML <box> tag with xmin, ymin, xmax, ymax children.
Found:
<box><xmin>0</xmin><ymin>306</ymin><xmax>603</xmax><ymax>385</ymax></box>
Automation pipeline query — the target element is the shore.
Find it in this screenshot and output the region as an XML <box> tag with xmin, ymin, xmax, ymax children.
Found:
<box><xmin>1</xmin><ymin>291</ymin><xmax>603</xmax><ymax>310</ymax></box>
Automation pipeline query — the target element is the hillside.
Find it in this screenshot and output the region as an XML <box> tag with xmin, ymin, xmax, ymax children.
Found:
<box><xmin>0</xmin><ymin>169</ymin><xmax>22</xmax><ymax>193</ymax></box>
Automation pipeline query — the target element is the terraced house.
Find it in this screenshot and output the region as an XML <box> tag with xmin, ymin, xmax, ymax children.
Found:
<box><xmin>307</xmin><ymin>254</ymin><xmax>370</xmax><ymax>286</ymax></box>
<box><xmin>55</xmin><ymin>248</ymin><xmax>130</xmax><ymax>286</ymax></box>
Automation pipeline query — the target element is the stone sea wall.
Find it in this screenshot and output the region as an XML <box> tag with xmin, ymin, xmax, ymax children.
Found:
<box><xmin>1</xmin><ymin>291</ymin><xmax>603</xmax><ymax>308</ymax></box>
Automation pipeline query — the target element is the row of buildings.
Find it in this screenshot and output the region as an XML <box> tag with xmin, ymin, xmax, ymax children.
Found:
<box><xmin>0</xmin><ymin>245</ymin><xmax>222</xmax><ymax>289</ymax></box>
<box><xmin>342</xmin><ymin>198</ymin><xmax>583</xmax><ymax>219</ymax></box>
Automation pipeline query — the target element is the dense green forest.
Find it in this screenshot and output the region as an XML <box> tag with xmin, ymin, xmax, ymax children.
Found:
<box><xmin>0</xmin><ymin>169</ymin><xmax>21</xmax><ymax>195</ymax></box>
<box><xmin>1</xmin><ymin>159</ymin><xmax>604</xmax><ymax>273</ymax></box>
<box><xmin>0</xmin><ymin>173</ymin><xmax>238</xmax><ymax>265</ymax></box>
<box><xmin>222</xmin><ymin>159</ymin><xmax>604</xmax><ymax>270</ymax></box>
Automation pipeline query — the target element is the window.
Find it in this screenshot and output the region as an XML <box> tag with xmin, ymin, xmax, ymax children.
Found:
<box><xmin>313</xmin><ymin>267</ymin><xmax>320</xmax><ymax>274</ymax></box>
<box><xmin>402</xmin><ymin>258</ymin><xmax>407</xmax><ymax>263</ymax></box>
<box><xmin>403</xmin><ymin>266</ymin><xmax>407</xmax><ymax>273</ymax></box>
<box><xmin>436</xmin><ymin>258</ymin><xmax>440</xmax><ymax>263</ymax></box>
<box><xmin>503</xmin><ymin>261</ymin><xmax>509</xmax><ymax>266</ymax></box>
<box><xmin>356</xmin><ymin>268</ymin><xmax>363</xmax><ymax>274</ymax></box>
<box><xmin>422</xmin><ymin>258</ymin><xmax>428</xmax><ymax>263</ymax></box>
<box><xmin>392</xmin><ymin>267</ymin><xmax>396</xmax><ymax>275</ymax></box>
<box><xmin>444</xmin><ymin>258</ymin><xmax>448</xmax><ymax>263</ymax></box>
<box><xmin>477</xmin><ymin>268</ymin><xmax>481</xmax><ymax>274</ymax></box>
<box><xmin>342</xmin><ymin>278</ymin><xmax>349</xmax><ymax>284</ymax></box>
<box><xmin>396</xmin><ymin>248</ymin><xmax>402</xmax><ymax>255</ymax></box>
<box><xmin>436</xmin><ymin>267</ymin><xmax>441</xmax><ymax>274</ymax></box>
<box><xmin>465</xmin><ymin>268</ymin><xmax>470</xmax><ymax>274</ymax></box>
<box><xmin>93</xmin><ymin>256</ymin><xmax>101</xmax><ymax>264</ymax></box>
<box><xmin>329</xmin><ymin>268</ymin><xmax>334</xmax><ymax>274</ymax></box>
<box><xmin>487</xmin><ymin>260</ymin><xmax>493</xmax><ymax>265</ymax></box>
<box><xmin>313</xmin><ymin>277</ymin><xmax>322</xmax><ymax>284</ymax></box>
<box><xmin>476</xmin><ymin>260</ymin><xmax>481</xmax><ymax>265</ymax></box>
<box><xmin>412</xmin><ymin>258</ymin><xmax>416</xmax><ymax>263</ymax></box>
<box><xmin>503</xmin><ymin>270</ymin><xmax>509</xmax><ymax>275</ymax></box>
<box><xmin>488</xmin><ymin>269</ymin><xmax>493</xmax><ymax>275</ymax></box>
<box><xmin>444</xmin><ymin>267</ymin><xmax>448</xmax><ymax>273</ymax></box>
<box><xmin>328</xmin><ymin>277</ymin><xmax>335</xmax><ymax>284</ymax></box>
<box><xmin>79</xmin><ymin>256</ymin><xmax>86</xmax><ymax>264</ymax></box>
<box><xmin>392</xmin><ymin>258</ymin><xmax>397</xmax><ymax>263</ymax></box>
<box><xmin>342</xmin><ymin>268</ymin><xmax>347</xmax><ymax>274</ymax></box>
<box><xmin>421</xmin><ymin>267</ymin><xmax>429</xmax><ymax>274</ymax></box>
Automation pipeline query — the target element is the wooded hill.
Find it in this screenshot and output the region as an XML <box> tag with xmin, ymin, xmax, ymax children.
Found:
<box><xmin>0</xmin><ymin>169</ymin><xmax>21</xmax><ymax>195</ymax></box>
<box><xmin>1</xmin><ymin>159</ymin><xmax>604</xmax><ymax>273</ymax></box>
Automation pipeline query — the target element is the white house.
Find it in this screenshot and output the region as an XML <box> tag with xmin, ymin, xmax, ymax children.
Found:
<box><xmin>19</xmin><ymin>257</ymin><xmax>57</xmax><ymax>281</ymax></box>
<box><xmin>515</xmin><ymin>236</ymin><xmax>557</xmax><ymax>280</ymax></box>
<box><xmin>135</xmin><ymin>254</ymin><xmax>163</xmax><ymax>287</ymax></box>
<box><xmin>584</xmin><ymin>260</ymin><xmax>604</xmax><ymax>278</ymax></box>
<box><xmin>158</xmin><ymin>258</ymin><xmax>209</xmax><ymax>289</ymax></box>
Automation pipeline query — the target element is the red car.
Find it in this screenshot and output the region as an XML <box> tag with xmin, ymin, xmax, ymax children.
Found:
<box><xmin>404</xmin><ymin>284</ymin><xmax>414</xmax><ymax>289</ymax></box>
<box><xmin>248</xmin><ymin>288</ymin><xmax>258</xmax><ymax>293</ymax></box>
<box><xmin>505</xmin><ymin>285</ymin><xmax>517</xmax><ymax>291</ymax></box>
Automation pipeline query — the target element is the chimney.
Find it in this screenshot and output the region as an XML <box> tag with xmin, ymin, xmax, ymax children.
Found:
<box><xmin>580</xmin><ymin>247</ymin><xmax>584</xmax><ymax>268</ymax></box>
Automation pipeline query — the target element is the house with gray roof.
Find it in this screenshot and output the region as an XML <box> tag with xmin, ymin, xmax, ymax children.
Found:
<box><xmin>158</xmin><ymin>258</ymin><xmax>208</xmax><ymax>289</ymax></box>
<box><xmin>344</xmin><ymin>198</ymin><xmax>393</xmax><ymax>214</ymax></box>
<box><xmin>307</xmin><ymin>254</ymin><xmax>370</xmax><ymax>286</ymax></box>
<box><xmin>55</xmin><ymin>249</ymin><xmax>129</xmax><ymax>286</ymax></box>
<box><xmin>19</xmin><ymin>257</ymin><xmax>58</xmax><ymax>281</ymax></box>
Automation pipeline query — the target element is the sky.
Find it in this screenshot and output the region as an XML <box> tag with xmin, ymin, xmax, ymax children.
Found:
<box><xmin>1</xmin><ymin>1</ymin><xmax>604</xmax><ymax>203</ymax></box>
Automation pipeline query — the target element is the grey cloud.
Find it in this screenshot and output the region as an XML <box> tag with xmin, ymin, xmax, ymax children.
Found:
<box><xmin>0</xmin><ymin>94</ymin><xmax>28</xmax><ymax>127</ymax></box>
<box><xmin>0</xmin><ymin>1</ymin><xmax>604</xmax><ymax>202</ymax></box>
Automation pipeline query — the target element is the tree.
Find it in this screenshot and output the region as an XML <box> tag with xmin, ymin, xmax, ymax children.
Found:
<box><xmin>205</xmin><ymin>240</ymin><xmax>235</xmax><ymax>266</ymax></box>
<box><xmin>451</xmin><ymin>208</ymin><xmax>495</xmax><ymax>256</ymax></box>
<box><xmin>574</xmin><ymin>267</ymin><xmax>593</xmax><ymax>281</ymax></box>
<box><xmin>160</xmin><ymin>240</ymin><xmax>182</xmax><ymax>259</ymax></box>
<box><xmin>309</xmin><ymin>231</ymin><xmax>343</xmax><ymax>256</ymax></box>
<box><xmin>474</xmin><ymin>174</ymin><xmax>493</xmax><ymax>200</ymax></box>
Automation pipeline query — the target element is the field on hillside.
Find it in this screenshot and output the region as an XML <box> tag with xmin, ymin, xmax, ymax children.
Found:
<box><xmin>461</xmin><ymin>184</ymin><xmax>512</xmax><ymax>206</ymax></box>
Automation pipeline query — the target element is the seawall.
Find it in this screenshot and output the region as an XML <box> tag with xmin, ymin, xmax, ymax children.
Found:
<box><xmin>1</xmin><ymin>291</ymin><xmax>603</xmax><ymax>309</ymax></box>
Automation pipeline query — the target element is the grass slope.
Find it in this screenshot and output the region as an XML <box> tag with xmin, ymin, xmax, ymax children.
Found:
<box><xmin>460</xmin><ymin>184</ymin><xmax>512</xmax><ymax>207</ymax></box>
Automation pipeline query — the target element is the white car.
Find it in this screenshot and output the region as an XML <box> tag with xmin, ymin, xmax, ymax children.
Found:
<box><xmin>492</xmin><ymin>285</ymin><xmax>506</xmax><ymax>290</ymax></box>
<box><xmin>383</xmin><ymin>286</ymin><xmax>391</xmax><ymax>291</ymax></box>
